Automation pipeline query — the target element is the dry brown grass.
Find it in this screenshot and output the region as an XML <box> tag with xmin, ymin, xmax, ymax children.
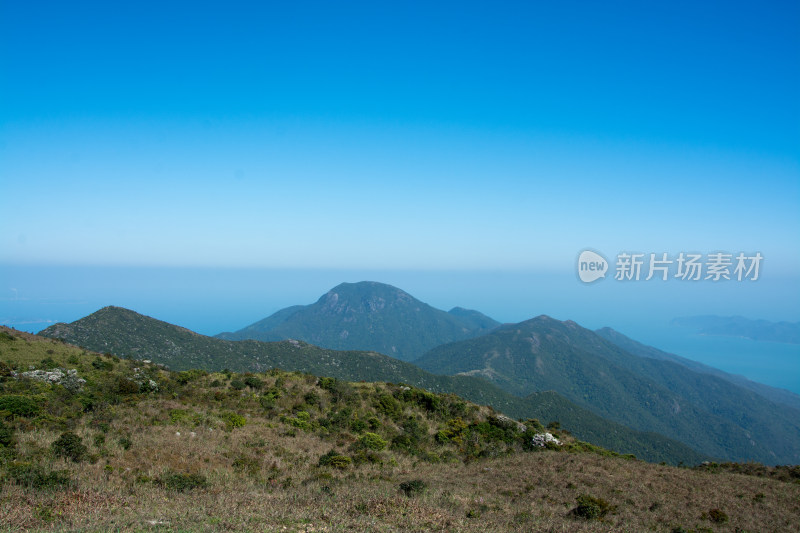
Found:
<box><xmin>2</xmin><ymin>329</ymin><xmax>798</xmax><ymax>532</ymax></box>
<box><xmin>2</xmin><ymin>418</ymin><xmax>798</xmax><ymax>532</ymax></box>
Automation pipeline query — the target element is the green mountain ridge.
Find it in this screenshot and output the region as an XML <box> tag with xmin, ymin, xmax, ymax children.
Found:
<box><xmin>215</xmin><ymin>281</ymin><xmax>500</xmax><ymax>361</ymax></box>
<box><xmin>414</xmin><ymin>316</ymin><xmax>800</xmax><ymax>465</ymax></box>
<box><xmin>37</xmin><ymin>306</ymin><xmax>708</xmax><ymax>465</ymax></box>
<box><xmin>595</xmin><ymin>326</ymin><xmax>800</xmax><ymax>411</ymax></box>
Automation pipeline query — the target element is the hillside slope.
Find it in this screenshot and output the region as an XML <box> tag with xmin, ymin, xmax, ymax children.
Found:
<box><xmin>38</xmin><ymin>308</ymin><xmax>706</xmax><ymax>465</ymax></box>
<box><xmin>1</xmin><ymin>326</ymin><xmax>797</xmax><ymax>532</ymax></box>
<box><xmin>415</xmin><ymin>316</ymin><xmax>800</xmax><ymax>465</ymax></box>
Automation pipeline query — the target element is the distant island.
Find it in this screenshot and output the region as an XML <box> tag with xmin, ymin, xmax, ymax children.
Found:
<box><xmin>671</xmin><ymin>315</ymin><xmax>800</xmax><ymax>344</ymax></box>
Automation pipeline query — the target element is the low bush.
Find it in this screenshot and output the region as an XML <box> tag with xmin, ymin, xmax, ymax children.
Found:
<box><xmin>0</xmin><ymin>420</ymin><xmax>13</xmax><ymax>447</ymax></box>
<box><xmin>91</xmin><ymin>358</ymin><xmax>113</xmax><ymax>371</ymax></box>
<box><xmin>705</xmin><ymin>508</ymin><xmax>728</xmax><ymax>524</ymax></box>
<box><xmin>51</xmin><ymin>431</ymin><xmax>88</xmax><ymax>462</ymax></box>
<box><xmin>116</xmin><ymin>377</ymin><xmax>140</xmax><ymax>394</ymax></box>
<box><xmin>571</xmin><ymin>494</ymin><xmax>615</xmax><ymax>520</ymax></box>
<box><xmin>0</xmin><ymin>395</ymin><xmax>41</xmax><ymax>418</ymax></box>
<box><xmin>399</xmin><ymin>479</ymin><xmax>427</xmax><ymax>497</ymax></box>
<box><xmin>318</xmin><ymin>450</ymin><xmax>352</xmax><ymax>469</ymax></box>
<box><xmin>223</xmin><ymin>412</ymin><xmax>247</xmax><ymax>429</ymax></box>
<box><xmin>5</xmin><ymin>461</ymin><xmax>72</xmax><ymax>490</ymax></box>
<box><xmin>160</xmin><ymin>472</ymin><xmax>208</xmax><ymax>492</ymax></box>
<box><xmin>243</xmin><ymin>376</ymin><xmax>263</xmax><ymax>389</ymax></box>
<box><xmin>357</xmin><ymin>432</ymin><xmax>387</xmax><ymax>451</ymax></box>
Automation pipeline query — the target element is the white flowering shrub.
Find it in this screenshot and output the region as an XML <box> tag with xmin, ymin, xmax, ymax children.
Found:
<box><xmin>531</xmin><ymin>432</ymin><xmax>562</xmax><ymax>448</ymax></box>
<box><xmin>17</xmin><ymin>368</ymin><xmax>86</xmax><ymax>392</ymax></box>
<box><xmin>132</xmin><ymin>368</ymin><xmax>159</xmax><ymax>392</ymax></box>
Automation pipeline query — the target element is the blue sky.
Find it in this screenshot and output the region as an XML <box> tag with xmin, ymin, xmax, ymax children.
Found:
<box><xmin>1</xmin><ymin>1</ymin><xmax>799</xmax><ymax>352</ymax></box>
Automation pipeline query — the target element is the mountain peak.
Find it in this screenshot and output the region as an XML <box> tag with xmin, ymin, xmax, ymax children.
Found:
<box><xmin>319</xmin><ymin>281</ymin><xmax>416</xmax><ymax>314</ymax></box>
<box><xmin>216</xmin><ymin>281</ymin><xmax>499</xmax><ymax>360</ymax></box>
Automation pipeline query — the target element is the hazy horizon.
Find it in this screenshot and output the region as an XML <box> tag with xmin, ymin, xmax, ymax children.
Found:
<box><xmin>2</xmin><ymin>4</ymin><xmax>798</xmax><ymax>391</ymax></box>
<box><xmin>2</xmin><ymin>264</ymin><xmax>798</xmax><ymax>394</ymax></box>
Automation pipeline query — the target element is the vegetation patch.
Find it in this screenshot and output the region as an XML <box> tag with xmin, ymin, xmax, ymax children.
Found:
<box><xmin>399</xmin><ymin>479</ymin><xmax>427</xmax><ymax>497</ymax></box>
<box><xmin>5</xmin><ymin>461</ymin><xmax>72</xmax><ymax>490</ymax></box>
<box><xmin>51</xmin><ymin>431</ymin><xmax>88</xmax><ymax>463</ymax></box>
<box><xmin>318</xmin><ymin>450</ymin><xmax>352</xmax><ymax>469</ymax></box>
<box><xmin>0</xmin><ymin>394</ymin><xmax>42</xmax><ymax>418</ymax></box>
<box><xmin>159</xmin><ymin>471</ymin><xmax>208</xmax><ymax>492</ymax></box>
<box><xmin>571</xmin><ymin>494</ymin><xmax>615</xmax><ymax>520</ymax></box>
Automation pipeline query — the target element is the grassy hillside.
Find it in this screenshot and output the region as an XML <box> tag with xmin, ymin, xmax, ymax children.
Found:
<box><xmin>215</xmin><ymin>281</ymin><xmax>500</xmax><ymax>361</ymax></box>
<box><xmin>38</xmin><ymin>308</ymin><xmax>709</xmax><ymax>465</ymax></box>
<box><xmin>1</xmin><ymin>328</ymin><xmax>798</xmax><ymax>532</ymax></box>
<box><xmin>415</xmin><ymin>316</ymin><xmax>800</xmax><ymax>465</ymax></box>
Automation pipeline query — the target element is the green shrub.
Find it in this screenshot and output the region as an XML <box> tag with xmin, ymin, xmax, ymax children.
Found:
<box><xmin>706</xmin><ymin>508</ymin><xmax>728</xmax><ymax>524</ymax></box>
<box><xmin>0</xmin><ymin>395</ymin><xmax>41</xmax><ymax>418</ymax></box>
<box><xmin>358</xmin><ymin>432</ymin><xmax>387</xmax><ymax>451</ymax></box>
<box><xmin>175</xmin><ymin>369</ymin><xmax>207</xmax><ymax>384</ymax></box>
<box><xmin>91</xmin><ymin>358</ymin><xmax>113</xmax><ymax>371</ymax></box>
<box><xmin>160</xmin><ymin>472</ymin><xmax>208</xmax><ymax>492</ymax></box>
<box><xmin>169</xmin><ymin>409</ymin><xmax>192</xmax><ymax>424</ymax></box>
<box><xmin>116</xmin><ymin>377</ymin><xmax>140</xmax><ymax>394</ymax></box>
<box><xmin>571</xmin><ymin>494</ymin><xmax>614</xmax><ymax>520</ymax></box>
<box><xmin>375</xmin><ymin>393</ymin><xmax>401</xmax><ymax>418</ymax></box>
<box><xmin>223</xmin><ymin>412</ymin><xmax>246</xmax><ymax>429</ymax></box>
<box><xmin>319</xmin><ymin>378</ymin><xmax>355</xmax><ymax>403</ymax></box>
<box><xmin>399</xmin><ymin>388</ymin><xmax>441</xmax><ymax>413</ymax></box>
<box><xmin>392</xmin><ymin>417</ymin><xmax>428</xmax><ymax>455</ymax></box>
<box><xmin>232</xmin><ymin>455</ymin><xmax>261</xmax><ymax>476</ymax></box>
<box><xmin>399</xmin><ymin>479</ymin><xmax>427</xmax><ymax>497</ymax></box>
<box><xmin>51</xmin><ymin>431</ymin><xmax>88</xmax><ymax>462</ymax></box>
<box><xmin>259</xmin><ymin>396</ymin><xmax>276</xmax><ymax>411</ymax></box>
<box><xmin>318</xmin><ymin>377</ymin><xmax>336</xmax><ymax>390</ymax></box>
<box><xmin>243</xmin><ymin>376</ymin><xmax>263</xmax><ymax>389</ymax></box>
<box><xmin>6</xmin><ymin>461</ymin><xmax>72</xmax><ymax>489</ymax></box>
<box><xmin>318</xmin><ymin>450</ymin><xmax>352</xmax><ymax>469</ymax></box>
<box><xmin>0</xmin><ymin>420</ymin><xmax>13</xmax><ymax>447</ymax></box>
<box><xmin>436</xmin><ymin>418</ymin><xmax>468</xmax><ymax>444</ymax></box>
<box><xmin>39</xmin><ymin>357</ymin><xmax>58</xmax><ymax>369</ymax></box>
<box><xmin>230</xmin><ymin>379</ymin><xmax>246</xmax><ymax>391</ymax></box>
<box><xmin>283</xmin><ymin>411</ymin><xmax>312</xmax><ymax>431</ymax></box>
<box><xmin>304</xmin><ymin>391</ymin><xmax>320</xmax><ymax>406</ymax></box>
<box><xmin>350</xmin><ymin>418</ymin><xmax>367</xmax><ymax>433</ymax></box>
<box><xmin>118</xmin><ymin>436</ymin><xmax>133</xmax><ymax>450</ymax></box>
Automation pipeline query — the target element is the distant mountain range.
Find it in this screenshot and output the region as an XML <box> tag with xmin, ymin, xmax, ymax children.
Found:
<box><xmin>595</xmin><ymin>327</ymin><xmax>800</xmax><ymax>411</ymax></box>
<box><xmin>215</xmin><ymin>281</ymin><xmax>500</xmax><ymax>361</ymax></box>
<box><xmin>38</xmin><ymin>281</ymin><xmax>800</xmax><ymax>465</ymax></box>
<box><xmin>414</xmin><ymin>317</ymin><xmax>800</xmax><ymax>465</ymax></box>
<box><xmin>39</xmin><ymin>306</ymin><xmax>707</xmax><ymax>465</ymax></box>
<box><xmin>671</xmin><ymin>315</ymin><xmax>800</xmax><ymax>344</ymax></box>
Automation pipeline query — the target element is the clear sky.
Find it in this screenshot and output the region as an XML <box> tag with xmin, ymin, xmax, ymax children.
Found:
<box><xmin>1</xmin><ymin>1</ymin><xmax>799</xmax><ymax>363</ymax></box>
